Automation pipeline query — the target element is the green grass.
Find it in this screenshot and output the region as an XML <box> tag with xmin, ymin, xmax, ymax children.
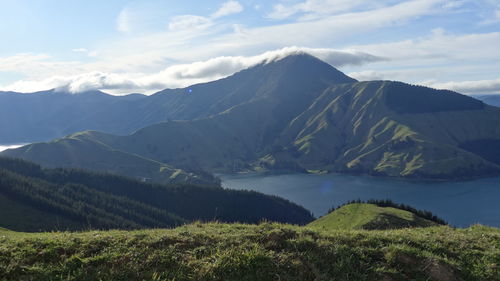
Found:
<box><xmin>308</xmin><ymin>203</ymin><xmax>438</xmax><ymax>231</ymax></box>
<box><xmin>0</xmin><ymin>223</ymin><xmax>498</xmax><ymax>281</ymax></box>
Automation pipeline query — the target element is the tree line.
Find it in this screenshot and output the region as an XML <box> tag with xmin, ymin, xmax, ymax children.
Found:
<box><xmin>0</xmin><ymin>157</ymin><xmax>313</xmax><ymax>231</ymax></box>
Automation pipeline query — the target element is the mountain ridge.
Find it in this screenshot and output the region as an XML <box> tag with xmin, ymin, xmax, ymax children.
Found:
<box><xmin>3</xmin><ymin>53</ymin><xmax>500</xmax><ymax>181</ymax></box>
<box><xmin>0</xmin><ymin>54</ymin><xmax>353</xmax><ymax>143</ymax></box>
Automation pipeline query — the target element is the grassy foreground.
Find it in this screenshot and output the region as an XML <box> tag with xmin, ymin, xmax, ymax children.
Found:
<box><xmin>1</xmin><ymin>223</ymin><xmax>499</xmax><ymax>281</ymax></box>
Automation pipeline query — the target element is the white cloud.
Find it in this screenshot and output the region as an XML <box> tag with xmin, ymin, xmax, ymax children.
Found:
<box><xmin>348</xmin><ymin>69</ymin><xmax>500</xmax><ymax>95</ymax></box>
<box><xmin>88</xmin><ymin>51</ymin><xmax>99</xmax><ymax>57</ymax></box>
<box><xmin>267</xmin><ymin>0</ymin><xmax>392</xmax><ymax>20</ymax></box>
<box><xmin>90</xmin><ymin>0</ymin><xmax>448</xmax><ymax>75</ymax></box>
<box><xmin>1</xmin><ymin>47</ymin><xmax>383</xmax><ymax>95</ymax></box>
<box><xmin>211</xmin><ymin>1</ymin><xmax>244</xmax><ymax>18</ymax></box>
<box><xmin>424</xmin><ymin>78</ymin><xmax>500</xmax><ymax>95</ymax></box>
<box><xmin>354</xmin><ymin>30</ymin><xmax>500</xmax><ymax>62</ymax></box>
<box><xmin>4</xmin><ymin>0</ymin><xmax>496</xmax><ymax>98</ymax></box>
<box><xmin>216</xmin><ymin>0</ymin><xmax>447</xmax><ymax>50</ymax></box>
<box><xmin>168</xmin><ymin>15</ymin><xmax>213</xmax><ymax>32</ymax></box>
<box><xmin>168</xmin><ymin>1</ymin><xmax>243</xmax><ymax>32</ymax></box>
<box><xmin>72</xmin><ymin>48</ymin><xmax>88</xmax><ymax>53</ymax></box>
<box><xmin>0</xmin><ymin>53</ymin><xmax>81</xmax><ymax>78</ymax></box>
<box><xmin>348</xmin><ymin>70</ymin><xmax>387</xmax><ymax>81</ymax></box>
<box><xmin>442</xmin><ymin>0</ymin><xmax>466</xmax><ymax>9</ymax></box>
<box><xmin>478</xmin><ymin>0</ymin><xmax>500</xmax><ymax>24</ymax></box>
<box><xmin>117</xmin><ymin>8</ymin><xmax>132</xmax><ymax>32</ymax></box>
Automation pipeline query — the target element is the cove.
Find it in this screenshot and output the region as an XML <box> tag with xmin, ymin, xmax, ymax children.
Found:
<box><xmin>220</xmin><ymin>173</ymin><xmax>500</xmax><ymax>228</ymax></box>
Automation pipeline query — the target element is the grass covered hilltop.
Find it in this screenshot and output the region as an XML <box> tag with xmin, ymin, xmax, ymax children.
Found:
<box><xmin>1</xmin><ymin>221</ymin><xmax>499</xmax><ymax>280</ymax></box>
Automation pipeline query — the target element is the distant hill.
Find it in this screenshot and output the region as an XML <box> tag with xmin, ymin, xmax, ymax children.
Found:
<box><xmin>307</xmin><ymin>202</ymin><xmax>442</xmax><ymax>230</ymax></box>
<box><xmin>4</xmin><ymin>53</ymin><xmax>500</xmax><ymax>180</ymax></box>
<box><xmin>472</xmin><ymin>94</ymin><xmax>500</xmax><ymax>107</ymax></box>
<box><xmin>0</xmin><ymin>157</ymin><xmax>313</xmax><ymax>232</ymax></box>
<box><xmin>1</xmin><ymin>131</ymin><xmax>220</xmax><ymax>185</ymax></box>
<box><xmin>0</xmin><ymin>90</ymin><xmax>141</xmax><ymax>143</ymax></box>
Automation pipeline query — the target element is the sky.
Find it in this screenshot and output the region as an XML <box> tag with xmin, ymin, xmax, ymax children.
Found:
<box><xmin>0</xmin><ymin>0</ymin><xmax>499</xmax><ymax>95</ymax></box>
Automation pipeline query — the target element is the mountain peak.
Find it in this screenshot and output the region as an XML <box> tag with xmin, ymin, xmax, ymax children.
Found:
<box><xmin>279</xmin><ymin>53</ymin><xmax>356</xmax><ymax>83</ymax></box>
<box><xmin>239</xmin><ymin>52</ymin><xmax>357</xmax><ymax>86</ymax></box>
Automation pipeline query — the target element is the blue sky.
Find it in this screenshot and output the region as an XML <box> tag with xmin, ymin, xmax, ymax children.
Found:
<box><xmin>0</xmin><ymin>0</ymin><xmax>499</xmax><ymax>95</ymax></box>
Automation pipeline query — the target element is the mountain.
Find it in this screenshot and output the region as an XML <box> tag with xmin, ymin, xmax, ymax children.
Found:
<box><xmin>4</xmin><ymin>53</ymin><xmax>500</xmax><ymax>180</ymax></box>
<box><xmin>0</xmin><ymin>90</ymin><xmax>135</xmax><ymax>143</ymax></box>
<box><xmin>0</xmin><ymin>157</ymin><xmax>313</xmax><ymax>232</ymax></box>
<box><xmin>307</xmin><ymin>202</ymin><xmax>442</xmax><ymax>230</ymax></box>
<box><xmin>0</xmin><ymin>55</ymin><xmax>353</xmax><ymax>144</ymax></box>
<box><xmin>473</xmin><ymin>94</ymin><xmax>500</xmax><ymax>107</ymax></box>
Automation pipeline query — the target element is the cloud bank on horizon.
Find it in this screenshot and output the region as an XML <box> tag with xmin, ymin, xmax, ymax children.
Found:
<box><xmin>2</xmin><ymin>47</ymin><xmax>384</xmax><ymax>94</ymax></box>
<box><xmin>0</xmin><ymin>0</ymin><xmax>499</xmax><ymax>95</ymax></box>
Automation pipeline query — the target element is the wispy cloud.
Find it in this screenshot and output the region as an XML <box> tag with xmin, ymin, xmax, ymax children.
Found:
<box><xmin>168</xmin><ymin>1</ymin><xmax>243</xmax><ymax>32</ymax></box>
<box><xmin>1</xmin><ymin>47</ymin><xmax>384</xmax><ymax>94</ymax></box>
<box><xmin>425</xmin><ymin>78</ymin><xmax>500</xmax><ymax>95</ymax></box>
<box><xmin>72</xmin><ymin>48</ymin><xmax>88</xmax><ymax>53</ymax></box>
<box><xmin>267</xmin><ymin>0</ymin><xmax>376</xmax><ymax>20</ymax></box>
<box><xmin>0</xmin><ymin>53</ymin><xmax>80</xmax><ymax>78</ymax></box>
<box><xmin>116</xmin><ymin>7</ymin><xmax>132</xmax><ymax>33</ymax></box>
<box><xmin>215</xmin><ymin>0</ymin><xmax>448</xmax><ymax>51</ymax></box>
<box><xmin>2</xmin><ymin>0</ymin><xmax>496</xmax><ymax>97</ymax></box>
<box><xmin>168</xmin><ymin>15</ymin><xmax>213</xmax><ymax>32</ymax></box>
<box><xmin>212</xmin><ymin>1</ymin><xmax>244</xmax><ymax>18</ymax></box>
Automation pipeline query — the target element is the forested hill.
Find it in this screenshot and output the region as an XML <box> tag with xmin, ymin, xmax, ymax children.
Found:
<box><xmin>0</xmin><ymin>157</ymin><xmax>314</xmax><ymax>232</ymax></box>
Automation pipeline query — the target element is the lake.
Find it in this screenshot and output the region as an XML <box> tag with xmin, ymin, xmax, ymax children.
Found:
<box><xmin>220</xmin><ymin>173</ymin><xmax>500</xmax><ymax>228</ymax></box>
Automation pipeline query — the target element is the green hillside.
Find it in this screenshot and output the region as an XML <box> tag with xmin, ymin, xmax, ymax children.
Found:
<box><xmin>0</xmin><ymin>223</ymin><xmax>498</xmax><ymax>281</ymax></box>
<box><xmin>0</xmin><ymin>157</ymin><xmax>313</xmax><ymax>232</ymax></box>
<box><xmin>2</xmin><ymin>132</ymin><xmax>219</xmax><ymax>185</ymax></box>
<box><xmin>4</xmin><ymin>54</ymin><xmax>500</xmax><ymax>180</ymax></box>
<box><xmin>308</xmin><ymin>203</ymin><xmax>439</xmax><ymax>230</ymax></box>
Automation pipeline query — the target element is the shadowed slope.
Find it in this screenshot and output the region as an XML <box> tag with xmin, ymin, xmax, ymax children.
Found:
<box><xmin>0</xmin><ymin>157</ymin><xmax>314</xmax><ymax>231</ymax></box>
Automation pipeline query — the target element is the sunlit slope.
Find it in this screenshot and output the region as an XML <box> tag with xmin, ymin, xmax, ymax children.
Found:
<box><xmin>4</xmin><ymin>54</ymin><xmax>500</xmax><ymax>180</ymax></box>
<box><xmin>307</xmin><ymin>203</ymin><xmax>438</xmax><ymax>230</ymax></box>
<box><xmin>80</xmin><ymin>80</ymin><xmax>500</xmax><ymax>179</ymax></box>
<box><xmin>277</xmin><ymin>81</ymin><xmax>500</xmax><ymax>178</ymax></box>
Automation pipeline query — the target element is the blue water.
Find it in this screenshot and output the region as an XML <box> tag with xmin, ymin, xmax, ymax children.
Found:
<box><xmin>220</xmin><ymin>173</ymin><xmax>500</xmax><ymax>228</ymax></box>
